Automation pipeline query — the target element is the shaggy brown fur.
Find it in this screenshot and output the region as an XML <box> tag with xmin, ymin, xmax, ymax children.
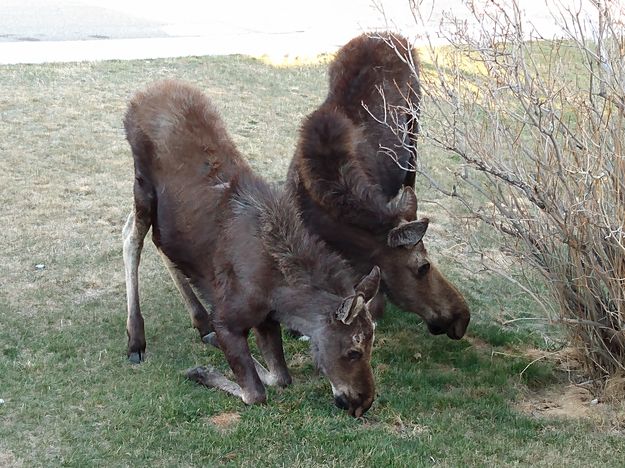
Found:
<box><xmin>122</xmin><ymin>79</ymin><xmax>380</xmax><ymax>416</ymax></box>
<box><xmin>327</xmin><ymin>32</ymin><xmax>421</xmax><ymax>192</ymax></box>
<box><xmin>288</xmin><ymin>33</ymin><xmax>470</xmax><ymax>339</ymax></box>
<box><xmin>296</xmin><ymin>107</ymin><xmax>414</xmax><ymax>234</ymax></box>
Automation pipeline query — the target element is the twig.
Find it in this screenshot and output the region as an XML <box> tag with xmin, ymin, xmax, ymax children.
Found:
<box><xmin>520</xmin><ymin>355</ymin><xmax>548</xmax><ymax>380</ymax></box>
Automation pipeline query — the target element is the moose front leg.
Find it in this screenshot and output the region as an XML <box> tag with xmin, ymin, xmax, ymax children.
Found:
<box><xmin>186</xmin><ymin>365</ymin><xmax>245</xmax><ymax>399</ymax></box>
<box><xmin>202</xmin><ymin>332</ymin><xmax>277</xmax><ymax>388</ymax></box>
<box><xmin>254</xmin><ymin>318</ymin><xmax>291</xmax><ymax>388</ymax></box>
<box><xmin>211</xmin><ymin>325</ymin><xmax>266</xmax><ymax>405</ymax></box>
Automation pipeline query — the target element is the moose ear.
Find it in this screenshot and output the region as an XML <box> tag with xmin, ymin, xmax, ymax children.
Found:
<box><xmin>387</xmin><ymin>218</ymin><xmax>429</xmax><ymax>248</ymax></box>
<box><xmin>387</xmin><ymin>186</ymin><xmax>418</xmax><ymax>220</ymax></box>
<box><xmin>354</xmin><ymin>266</ymin><xmax>381</xmax><ymax>303</ymax></box>
<box><xmin>335</xmin><ymin>294</ymin><xmax>366</xmax><ymax>325</ymax></box>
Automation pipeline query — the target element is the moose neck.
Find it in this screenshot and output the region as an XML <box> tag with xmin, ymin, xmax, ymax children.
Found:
<box><xmin>234</xmin><ymin>172</ymin><xmax>356</xmax><ymax>297</ymax></box>
<box><xmin>232</xmin><ymin>174</ymin><xmax>355</xmax><ymax>336</ymax></box>
<box><xmin>270</xmin><ymin>286</ymin><xmax>337</xmax><ymax>338</ymax></box>
<box><xmin>305</xmin><ymin>205</ymin><xmax>385</xmax><ymax>265</ymax></box>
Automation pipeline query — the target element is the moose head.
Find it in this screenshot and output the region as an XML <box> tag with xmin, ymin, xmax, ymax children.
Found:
<box><xmin>311</xmin><ymin>266</ymin><xmax>381</xmax><ymax>417</ymax></box>
<box><xmin>377</xmin><ymin>186</ymin><xmax>470</xmax><ymax>339</ymax></box>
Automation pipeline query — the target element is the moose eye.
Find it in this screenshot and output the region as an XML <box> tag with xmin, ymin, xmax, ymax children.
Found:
<box><xmin>347</xmin><ymin>350</ymin><xmax>363</xmax><ymax>361</ymax></box>
<box><xmin>417</xmin><ymin>262</ymin><xmax>431</xmax><ymax>276</ymax></box>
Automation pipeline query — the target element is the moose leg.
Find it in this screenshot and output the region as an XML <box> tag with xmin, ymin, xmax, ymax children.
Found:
<box><xmin>254</xmin><ymin>318</ymin><xmax>291</xmax><ymax>388</ymax></box>
<box><xmin>123</xmin><ymin>209</ymin><xmax>150</xmax><ymax>363</ymax></box>
<box><xmin>157</xmin><ymin>250</ymin><xmax>213</xmax><ymax>339</ymax></box>
<box><xmin>202</xmin><ymin>332</ymin><xmax>276</xmax><ymax>387</ymax></box>
<box><xmin>211</xmin><ymin>325</ymin><xmax>266</xmax><ymax>404</ymax></box>
<box><xmin>186</xmin><ymin>365</ymin><xmax>244</xmax><ymax>399</ymax></box>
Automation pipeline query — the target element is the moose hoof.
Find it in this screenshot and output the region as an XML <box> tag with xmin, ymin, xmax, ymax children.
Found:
<box><xmin>201</xmin><ymin>332</ymin><xmax>220</xmax><ymax>349</ymax></box>
<box><xmin>128</xmin><ymin>351</ymin><xmax>144</xmax><ymax>364</ymax></box>
<box><xmin>277</xmin><ymin>374</ymin><xmax>293</xmax><ymax>388</ymax></box>
<box><xmin>242</xmin><ymin>388</ymin><xmax>267</xmax><ymax>405</ymax></box>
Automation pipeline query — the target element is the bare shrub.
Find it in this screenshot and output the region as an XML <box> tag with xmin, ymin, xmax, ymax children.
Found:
<box><xmin>373</xmin><ymin>0</ymin><xmax>625</xmax><ymax>382</ymax></box>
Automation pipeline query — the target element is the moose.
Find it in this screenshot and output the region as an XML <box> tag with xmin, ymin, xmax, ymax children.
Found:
<box><xmin>287</xmin><ymin>33</ymin><xmax>471</xmax><ymax>339</ymax></box>
<box><xmin>121</xmin><ymin>80</ymin><xmax>429</xmax><ymax>416</ymax></box>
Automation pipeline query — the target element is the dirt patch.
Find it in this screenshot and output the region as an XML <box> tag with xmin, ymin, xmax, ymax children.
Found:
<box><xmin>0</xmin><ymin>451</ymin><xmax>23</xmax><ymax>468</ymax></box>
<box><xmin>206</xmin><ymin>412</ymin><xmax>241</xmax><ymax>431</ymax></box>
<box><xmin>517</xmin><ymin>348</ymin><xmax>625</xmax><ymax>430</ymax></box>
<box><xmin>361</xmin><ymin>415</ymin><xmax>430</xmax><ymax>439</ymax></box>
<box><xmin>517</xmin><ymin>385</ymin><xmax>595</xmax><ymax>419</ymax></box>
<box><xmin>517</xmin><ymin>383</ymin><xmax>625</xmax><ymax>434</ymax></box>
<box><xmin>523</xmin><ymin>346</ymin><xmax>585</xmax><ymax>374</ymax></box>
<box><xmin>374</xmin><ymin>362</ymin><xmax>390</xmax><ymax>376</ymax></box>
<box><xmin>518</xmin><ymin>346</ymin><xmax>597</xmax><ymax>420</ymax></box>
<box><xmin>389</xmin><ymin>416</ymin><xmax>430</xmax><ymax>438</ymax></box>
<box><xmin>288</xmin><ymin>352</ymin><xmax>311</xmax><ymax>369</ymax></box>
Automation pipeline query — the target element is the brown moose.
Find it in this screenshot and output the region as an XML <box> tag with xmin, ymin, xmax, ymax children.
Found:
<box><xmin>287</xmin><ymin>33</ymin><xmax>470</xmax><ymax>339</ymax></box>
<box><xmin>120</xmin><ymin>79</ymin><xmax>416</xmax><ymax>416</ymax></box>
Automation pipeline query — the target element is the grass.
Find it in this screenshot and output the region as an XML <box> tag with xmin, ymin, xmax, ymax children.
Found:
<box><xmin>1</xmin><ymin>55</ymin><xmax>624</xmax><ymax>467</ymax></box>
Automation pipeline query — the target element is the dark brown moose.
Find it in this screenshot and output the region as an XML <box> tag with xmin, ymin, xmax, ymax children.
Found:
<box><xmin>122</xmin><ymin>79</ymin><xmax>384</xmax><ymax>416</ymax></box>
<box><xmin>287</xmin><ymin>33</ymin><xmax>470</xmax><ymax>339</ymax></box>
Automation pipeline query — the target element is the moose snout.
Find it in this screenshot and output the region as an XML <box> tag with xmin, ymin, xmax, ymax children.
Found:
<box><xmin>427</xmin><ymin>322</ymin><xmax>446</xmax><ymax>335</ymax></box>
<box><xmin>334</xmin><ymin>394</ymin><xmax>350</xmax><ymax>410</ymax></box>
<box><xmin>447</xmin><ymin>313</ymin><xmax>470</xmax><ymax>340</ymax></box>
<box><xmin>334</xmin><ymin>392</ymin><xmax>373</xmax><ymax>418</ymax></box>
<box><xmin>427</xmin><ymin>313</ymin><xmax>470</xmax><ymax>340</ymax></box>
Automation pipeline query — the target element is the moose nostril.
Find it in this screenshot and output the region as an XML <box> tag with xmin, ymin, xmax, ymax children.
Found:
<box><xmin>427</xmin><ymin>322</ymin><xmax>445</xmax><ymax>335</ymax></box>
<box><xmin>334</xmin><ymin>394</ymin><xmax>349</xmax><ymax>410</ymax></box>
<box><xmin>447</xmin><ymin>317</ymin><xmax>468</xmax><ymax>340</ymax></box>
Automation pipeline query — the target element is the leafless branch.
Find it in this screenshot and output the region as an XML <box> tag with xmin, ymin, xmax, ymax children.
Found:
<box><xmin>375</xmin><ymin>0</ymin><xmax>625</xmax><ymax>383</ymax></box>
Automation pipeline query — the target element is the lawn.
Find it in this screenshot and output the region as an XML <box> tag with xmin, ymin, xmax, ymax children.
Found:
<box><xmin>1</xmin><ymin>54</ymin><xmax>624</xmax><ymax>467</ymax></box>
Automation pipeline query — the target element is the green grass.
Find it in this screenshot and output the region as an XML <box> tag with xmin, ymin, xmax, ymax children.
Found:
<box><xmin>1</xmin><ymin>55</ymin><xmax>624</xmax><ymax>467</ymax></box>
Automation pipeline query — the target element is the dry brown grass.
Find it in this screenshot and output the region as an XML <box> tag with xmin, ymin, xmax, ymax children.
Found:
<box><xmin>205</xmin><ymin>411</ymin><xmax>241</xmax><ymax>431</ymax></box>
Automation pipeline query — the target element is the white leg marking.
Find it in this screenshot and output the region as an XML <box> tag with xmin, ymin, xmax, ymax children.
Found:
<box><xmin>252</xmin><ymin>359</ymin><xmax>278</xmax><ymax>387</ymax></box>
<box><xmin>123</xmin><ymin>211</ymin><xmax>144</xmax><ymax>329</ymax></box>
<box><xmin>186</xmin><ymin>366</ymin><xmax>244</xmax><ymax>399</ymax></box>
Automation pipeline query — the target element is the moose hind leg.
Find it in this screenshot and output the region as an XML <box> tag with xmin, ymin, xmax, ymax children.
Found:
<box><xmin>123</xmin><ymin>209</ymin><xmax>150</xmax><ymax>363</ymax></box>
<box><xmin>158</xmin><ymin>250</ymin><xmax>213</xmax><ymax>339</ymax></box>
